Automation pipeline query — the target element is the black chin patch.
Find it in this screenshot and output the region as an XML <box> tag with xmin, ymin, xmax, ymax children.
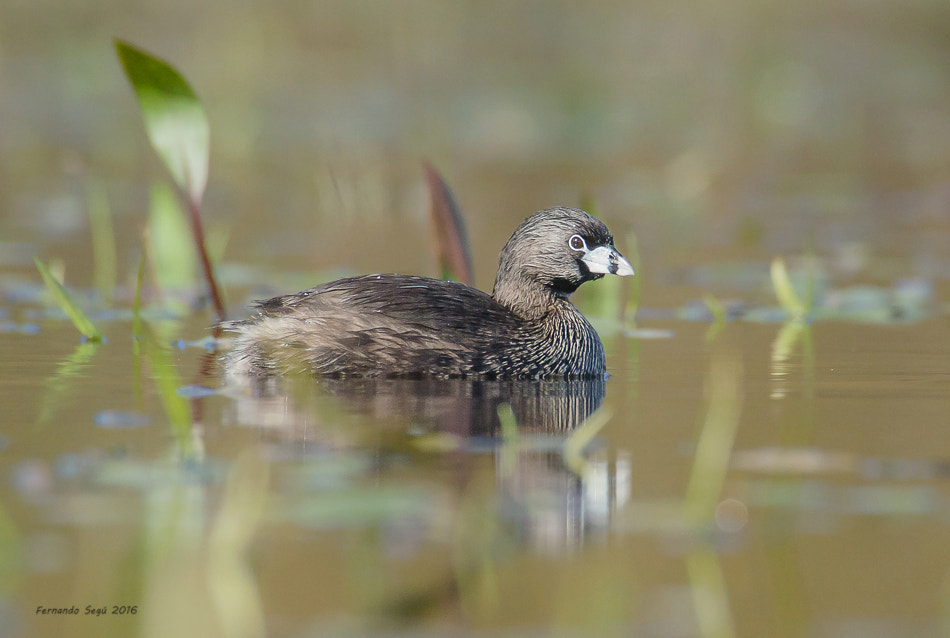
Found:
<box><xmin>577</xmin><ymin>258</ymin><xmax>591</xmax><ymax>279</ymax></box>
<box><xmin>550</xmin><ymin>277</ymin><xmax>581</xmax><ymax>295</ymax></box>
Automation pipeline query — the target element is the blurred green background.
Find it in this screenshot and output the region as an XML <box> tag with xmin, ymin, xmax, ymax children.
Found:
<box><xmin>4</xmin><ymin>0</ymin><xmax>949</xmax><ymax>293</ymax></box>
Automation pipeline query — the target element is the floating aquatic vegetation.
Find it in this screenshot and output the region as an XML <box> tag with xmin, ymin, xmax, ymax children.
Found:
<box><xmin>741</xmin><ymin>480</ymin><xmax>943</xmax><ymax>518</ymax></box>
<box><xmin>54</xmin><ymin>451</ymin><xmax>105</xmax><ymax>481</ymax></box>
<box><xmin>277</xmin><ymin>485</ymin><xmax>443</xmax><ymax>530</ymax></box>
<box><xmin>623</xmin><ymin>327</ymin><xmax>675</xmax><ymax>339</ymax></box>
<box><xmin>0</xmin><ymin>321</ymin><xmax>40</xmax><ymax>335</ymax></box>
<box><xmin>175</xmin><ymin>385</ymin><xmax>219</xmax><ymax>399</ymax></box>
<box><xmin>732</xmin><ymin>446</ymin><xmax>950</xmax><ymax>480</ymax></box>
<box><xmin>93</xmin><ymin>458</ymin><xmax>226</xmax><ymax>490</ymax></box>
<box><xmin>277</xmin><ymin>455</ymin><xmax>376</xmax><ymax>491</ymax></box>
<box><xmin>640</xmin><ymin>258</ymin><xmax>938</xmax><ymax>330</ymax></box>
<box><xmin>816</xmin><ymin>280</ymin><xmax>934</xmax><ymax>323</ymax></box>
<box><xmin>171</xmin><ymin>336</ymin><xmax>220</xmax><ymax>352</ymax></box>
<box><xmin>94</xmin><ymin>410</ymin><xmax>151</xmax><ymax>429</ymax></box>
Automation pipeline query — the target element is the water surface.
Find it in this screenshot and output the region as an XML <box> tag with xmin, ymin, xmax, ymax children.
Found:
<box><xmin>2</xmin><ymin>1</ymin><xmax>950</xmax><ymax>637</ymax></box>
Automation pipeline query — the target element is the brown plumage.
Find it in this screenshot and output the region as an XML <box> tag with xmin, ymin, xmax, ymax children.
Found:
<box><xmin>221</xmin><ymin>207</ymin><xmax>633</xmax><ymax>379</ymax></box>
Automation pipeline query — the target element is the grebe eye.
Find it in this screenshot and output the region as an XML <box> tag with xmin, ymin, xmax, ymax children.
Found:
<box><xmin>569</xmin><ymin>234</ymin><xmax>586</xmax><ymax>251</ymax></box>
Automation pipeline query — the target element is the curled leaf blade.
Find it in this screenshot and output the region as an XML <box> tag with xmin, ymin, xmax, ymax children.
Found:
<box><xmin>423</xmin><ymin>161</ymin><xmax>473</xmax><ymax>285</ymax></box>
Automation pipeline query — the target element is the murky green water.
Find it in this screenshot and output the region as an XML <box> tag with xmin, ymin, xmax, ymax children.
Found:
<box><xmin>3</xmin><ymin>1</ymin><xmax>950</xmax><ymax>637</ymax></box>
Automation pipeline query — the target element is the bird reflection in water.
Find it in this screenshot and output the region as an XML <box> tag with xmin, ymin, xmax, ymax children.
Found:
<box><xmin>317</xmin><ymin>376</ymin><xmax>606</xmax><ymax>436</ymax></box>
<box><xmin>220</xmin><ymin>371</ymin><xmax>631</xmax><ymax>553</ymax></box>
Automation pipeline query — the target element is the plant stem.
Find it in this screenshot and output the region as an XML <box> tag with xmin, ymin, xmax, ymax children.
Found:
<box><xmin>186</xmin><ymin>196</ymin><xmax>226</xmax><ymax>322</ymax></box>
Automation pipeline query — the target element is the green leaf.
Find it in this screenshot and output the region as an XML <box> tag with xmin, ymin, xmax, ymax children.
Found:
<box><xmin>703</xmin><ymin>293</ymin><xmax>726</xmax><ymax>342</ymax></box>
<box><xmin>623</xmin><ymin>231</ymin><xmax>641</xmax><ymax>323</ymax></box>
<box><xmin>34</xmin><ymin>257</ymin><xmax>103</xmax><ymax>341</ymax></box>
<box><xmin>132</xmin><ymin>247</ymin><xmax>147</xmax><ymax>342</ymax></box>
<box><xmin>497</xmin><ymin>403</ymin><xmax>520</xmax><ymax>443</ymax></box>
<box><xmin>148</xmin><ymin>182</ymin><xmax>198</xmax><ymax>293</ymax></box>
<box><xmin>496</xmin><ymin>403</ymin><xmax>521</xmax><ymax>478</ymax></box>
<box><xmin>141</xmin><ymin>326</ymin><xmax>199</xmax><ymax>459</ymax></box>
<box><xmin>87</xmin><ymin>183</ymin><xmax>116</xmax><ymax>304</ymax></box>
<box><xmin>132</xmin><ymin>247</ymin><xmax>146</xmax><ymax>410</ymax></box>
<box><xmin>36</xmin><ymin>342</ymin><xmax>100</xmax><ymax>425</ymax></box>
<box><xmin>770</xmin><ymin>257</ymin><xmax>806</xmax><ymax>320</ymax></box>
<box><xmin>683</xmin><ymin>353</ymin><xmax>742</xmax><ymax>524</ymax></box>
<box><xmin>115</xmin><ymin>40</ymin><xmax>209</xmax><ymax>208</ymax></box>
<box><xmin>562</xmin><ymin>405</ymin><xmax>613</xmax><ymax>477</ymax></box>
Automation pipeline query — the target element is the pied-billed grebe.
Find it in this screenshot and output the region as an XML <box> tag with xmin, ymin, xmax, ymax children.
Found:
<box><xmin>223</xmin><ymin>206</ymin><xmax>634</xmax><ymax>379</ymax></box>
